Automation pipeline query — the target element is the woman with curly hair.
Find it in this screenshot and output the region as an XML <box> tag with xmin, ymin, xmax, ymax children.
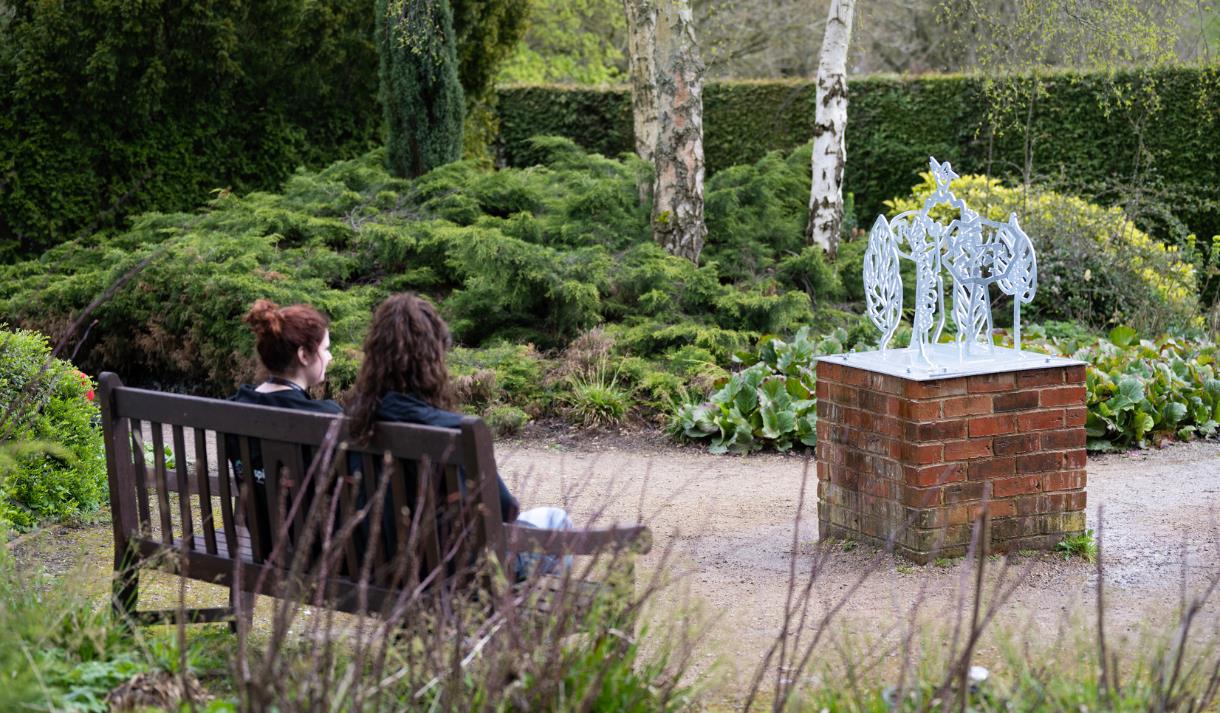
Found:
<box><xmin>348</xmin><ymin>293</ymin><xmax>570</xmax><ymax>573</ymax></box>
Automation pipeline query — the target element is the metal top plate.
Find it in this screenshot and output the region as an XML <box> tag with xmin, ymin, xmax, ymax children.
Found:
<box><xmin>816</xmin><ymin>343</ymin><xmax>1085</xmax><ymax>382</ymax></box>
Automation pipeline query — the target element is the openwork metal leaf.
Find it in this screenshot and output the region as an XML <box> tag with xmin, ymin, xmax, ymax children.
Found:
<box><xmin>858</xmin><ymin>157</ymin><xmax>1040</xmax><ymax>363</ymax></box>
<box><xmin>863</xmin><ymin>216</ymin><xmax>902</xmax><ymax>350</ymax></box>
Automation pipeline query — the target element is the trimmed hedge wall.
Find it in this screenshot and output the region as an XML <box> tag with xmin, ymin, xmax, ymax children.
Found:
<box><xmin>497</xmin><ymin>67</ymin><xmax>1220</xmax><ymax>240</ymax></box>
<box><xmin>0</xmin><ymin>0</ymin><xmax>382</xmax><ymax>261</ymax></box>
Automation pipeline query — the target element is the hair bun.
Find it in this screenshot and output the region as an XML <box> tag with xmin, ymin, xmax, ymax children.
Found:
<box><xmin>244</xmin><ymin>299</ymin><xmax>283</xmax><ymax>337</ymax></box>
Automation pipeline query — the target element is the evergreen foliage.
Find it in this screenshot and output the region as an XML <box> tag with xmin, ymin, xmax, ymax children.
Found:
<box><xmin>0</xmin><ymin>141</ymin><xmax>826</xmax><ymax>403</ymax></box>
<box><xmin>378</xmin><ymin>0</ymin><xmax>466</xmax><ymax>178</ymax></box>
<box><xmin>496</xmin><ymin>67</ymin><xmax>1220</xmax><ymax>241</ymax></box>
<box><xmin>451</xmin><ymin>0</ymin><xmax>530</xmax><ymax>158</ymax></box>
<box><xmin>0</xmin><ymin>0</ymin><xmax>381</xmax><ymax>260</ymax></box>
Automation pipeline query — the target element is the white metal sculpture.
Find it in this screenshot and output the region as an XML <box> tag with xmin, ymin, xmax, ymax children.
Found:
<box><xmin>864</xmin><ymin>157</ymin><xmax>1037</xmax><ymax>366</ymax></box>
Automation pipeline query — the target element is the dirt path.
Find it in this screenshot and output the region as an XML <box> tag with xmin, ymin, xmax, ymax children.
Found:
<box><xmin>495</xmin><ymin>437</ymin><xmax>1220</xmax><ymax>688</ymax></box>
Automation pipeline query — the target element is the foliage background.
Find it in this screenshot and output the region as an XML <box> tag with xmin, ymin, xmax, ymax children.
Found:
<box><xmin>496</xmin><ymin>67</ymin><xmax>1220</xmax><ymax>242</ymax></box>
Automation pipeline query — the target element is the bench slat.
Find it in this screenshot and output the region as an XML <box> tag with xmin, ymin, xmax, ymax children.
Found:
<box><xmin>129</xmin><ymin>418</ymin><xmax>152</xmax><ymax>532</ymax></box>
<box><xmin>150</xmin><ymin>423</ymin><xmax>173</xmax><ymax>545</ymax></box>
<box><xmin>112</xmin><ymin>386</ymin><xmax>467</xmax><ymax>464</ymax></box>
<box><xmin>216</xmin><ymin>433</ymin><xmax>238</xmax><ymax>559</ymax></box>
<box><xmin>172</xmin><ymin>425</ymin><xmax>194</xmax><ymax>551</ymax></box>
<box><xmin>237</xmin><ymin>436</ymin><xmax>263</xmax><ymax>564</ymax></box>
<box><xmin>194</xmin><ymin>427</ymin><xmax>217</xmax><ymax>555</ymax></box>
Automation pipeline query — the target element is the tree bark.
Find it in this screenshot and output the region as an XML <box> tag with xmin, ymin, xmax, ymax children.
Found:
<box><xmin>623</xmin><ymin>0</ymin><xmax>658</xmax><ymax>166</ymax></box>
<box><xmin>806</xmin><ymin>0</ymin><xmax>855</xmax><ymax>258</ymax></box>
<box><xmin>652</xmin><ymin>0</ymin><xmax>707</xmax><ymax>264</ymax></box>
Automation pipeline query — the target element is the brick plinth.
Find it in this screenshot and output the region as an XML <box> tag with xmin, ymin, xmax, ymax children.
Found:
<box><xmin>815</xmin><ymin>360</ymin><xmax>1087</xmax><ymax>563</ymax></box>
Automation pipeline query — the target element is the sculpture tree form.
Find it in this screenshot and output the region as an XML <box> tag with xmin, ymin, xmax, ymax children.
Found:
<box><xmin>864</xmin><ymin>158</ymin><xmax>1037</xmax><ymax>365</ymax></box>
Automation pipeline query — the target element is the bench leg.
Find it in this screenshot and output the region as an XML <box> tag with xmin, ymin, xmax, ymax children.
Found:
<box><xmin>112</xmin><ymin>548</ymin><xmax>140</xmax><ymax>626</ymax></box>
<box><xmin>229</xmin><ymin>587</ymin><xmax>256</xmax><ymax>634</ymax></box>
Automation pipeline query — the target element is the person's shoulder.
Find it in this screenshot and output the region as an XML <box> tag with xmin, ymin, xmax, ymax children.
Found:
<box><xmin>378</xmin><ymin>391</ymin><xmax>463</xmax><ymax>428</ymax></box>
<box><xmin>228</xmin><ymin>385</ymin><xmax>343</xmax><ymax>415</ymax></box>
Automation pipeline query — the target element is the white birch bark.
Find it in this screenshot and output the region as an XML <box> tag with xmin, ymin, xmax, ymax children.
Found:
<box><xmin>652</xmin><ymin>0</ymin><xmax>707</xmax><ymax>264</ymax></box>
<box><xmin>807</xmin><ymin>0</ymin><xmax>855</xmax><ymax>258</ymax></box>
<box><xmin>623</xmin><ymin>0</ymin><xmax>658</xmax><ymax>165</ymax></box>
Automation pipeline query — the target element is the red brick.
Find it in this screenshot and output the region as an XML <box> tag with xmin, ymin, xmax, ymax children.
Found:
<box><xmin>906</xmin><ymin>378</ymin><xmax>969</xmax><ymax>399</ymax></box>
<box><xmin>905</xmin><ymin>462</ymin><xmax>967</xmax><ymax>487</ymax></box>
<box><xmin>839</xmin><ymin>365</ymin><xmax>870</xmax><ymax>388</ymax></box>
<box><xmin>942</xmin><ymin>395</ymin><xmax>993</xmax><ymax>417</ymax></box>
<box><xmin>816</xmin><ymin>380</ymin><xmax>829</xmax><ymax>400</ymax></box>
<box><xmin>968</xmin><ymin>372</ymin><xmax>1016</xmax><ymax>393</ymax></box>
<box><xmin>993</xmin><ymin>475</ymin><xmax>1042</xmax><ymax>498</ymax></box>
<box><xmin>829</xmin><ymin>464</ymin><xmax>859</xmax><ymax>489</ymax></box>
<box><xmin>943</xmin><ymin>481</ymin><xmax>986</xmax><ymax>504</ymax></box>
<box><xmin>1042</xmin><ymin>429</ymin><xmax>1086</xmax><ymax>450</ymax></box>
<box><xmin>816</xmin><ymin>461</ymin><xmax>830</xmax><ymax>481</ymax></box>
<box><xmin>1062</xmin><ymin>449</ymin><xmax>1087</xmax><ymax>468</ymax></box>
<box><xmin>902</xmin><ymin>442</ymin><xmax>943</xmax><ymax>465</ymax></box>
<box><xmin>974</xmin><ymin>499</ymin><xmax>1017</xmax><ymax>519</ymax></box>
<box><xmin>1064</xmin><ymin>365</ymin><xmax>1086</xmax><ymax>384</ymax></box>
<box><xmin>827</xmin><ymin>383</ymin><xmax>857</xmax><ymax>407</ymax></box>
<box><xmin>861</xmin><ymin>477</ymin><xmax>898</xmax><ymax>500</ymax></box>
<box><xmin>1041</xmin><ymin>385</ymin><xmax>1087</xmax><ymax>408</ymax></box>
<box><xmin>907</xmin><ymin>419</ymin><xmax>967</xmax><ymax>441</ymax></box>
<box><xmin>992</xmin><ymin>433</ymin><xmax>1040</xmax><ymax>456</ymax></box>
<box><xmin>817</xmin><ymin>361</ymin><xmax>845</xmax><ymax>383</ymax></box>
<box><xmin>947</xmin><ymin>504</ymin><xmax>973</xmax><ymax>526</ymax></box>
<box><xmin>968</xmin><ymin>457</ymin><xmax>1016</xmax><ymax>480</ymax></box>
<box><xmin>1064</xmin><ymin>408</ymin><xmax>1087</xmax><ymax>427</ymax></box>
<box><xmin>994</xmin><ymin>390</ymin><xmax>1040</xmax><ymax>412</ymax></box>
<box><xmin>1043</xmin><ymin>470</ymin><xmax>1086</xmax><ymax>492</ymax></box>
<box><xmin>868</xmin><ymin>373</ymin><xmax>908</xmax><ymax>396</ymax></box>
<box><xmin>1018</xmin><ymin>410</ymin><xmax>1064</xmax><ymax>431</ymax></box>
<box><xmin>902</xmin><ymin>485</ymin><xmax>943</xmax><ymax>508</ymax></box>
<box><xmin>1065</xmin><ymin>490</ymin><xmax>1087</xmax><ymax>511</ymax></box>
<box><xmin>858</xmin><ymin>390</ymin><xmax>900</xmax><ymax>416</ymax></box>
<box><xmin>1013</xmin><ymin>494</ymin><xmax>1042</xmax><ymax>516</ymax></box>
<box><xmin>816</xmin><ymin>419</ymin><xmax>829</xmax><ymax>443</ymax></box>
<box><xmin>1017</xmin><ymin>452</ymin><xmax>1061</xmax><ymax>474</ymax></box>
<box><xmin>902</xmin><ymin>400</ymin><xmax>943</xmax><ymax>420</ymax></box>
<box><xmin>1016</xmin><ymin>369</ymin><xmax>1065</xmax><ymax>388</ymax></box>
<box><xmin>970</xmin><ymin>414</ymin><xmax>1017</xmax><ymax>437</ymax></box>
<box><xmin>944</xmin><ymin>439</ymin><xmax>993</xmax><ymax>461</ymax></box>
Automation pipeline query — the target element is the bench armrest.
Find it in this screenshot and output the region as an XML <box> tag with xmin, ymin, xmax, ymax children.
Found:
<box><xmin>504</xmin><ymin>523</ymin><xmax>652</xmax><ymax>556</ymax></box>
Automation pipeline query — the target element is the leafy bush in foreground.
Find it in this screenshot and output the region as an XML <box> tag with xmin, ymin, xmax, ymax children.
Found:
<box><xmin>672</xmin><ymin>327</ymin><xmax>853</xmax><ymax>454</ymax></box>
<box><xmin>1019</xmin><ymin>325</ymin><xmax>1219</xmax><ymax>450</ymax></box>
<box><xmin>674</xmin><ymin>322</ymin><xmax>1217</xmax><ymax>455</ymax></box>
<box><xmin>0</xmin><ymin>329</ymin><xmax>105</xmax><ymax>530</ymax></box>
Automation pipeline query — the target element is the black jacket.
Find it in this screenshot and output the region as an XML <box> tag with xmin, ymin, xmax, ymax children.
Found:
<box><xmin>376</xmin><ymin>391</ymin><xmax>520</xmax><ymax>522</ymax></box>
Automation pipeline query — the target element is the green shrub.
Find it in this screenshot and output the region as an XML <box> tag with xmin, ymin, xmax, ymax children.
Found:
<box><xmin>0</xmin><ymin>329</ymin><xmax>106</xmax><ymax>530</ymax></box>
<box><xmin>885</xmin><ymin>173</ymin><xmax>1199</xmax><ymax>333</ymax></box>
<box><xmin>1019</xmin><ymin>325</ymin><xmax>1218</xmax><ymax>450</ymax></box>
<box><xmin>561</xmin><ymin>366</ymin><xmax>630</xmax><ymax>428</ymax></box>
<box><xmin>671</xmin><ymin>327</ymin><xmax>847</xmax><ymax>454</ymax></box>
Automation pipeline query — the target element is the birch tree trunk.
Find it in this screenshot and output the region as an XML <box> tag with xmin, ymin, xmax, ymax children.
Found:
<box><xmin>623</xmin><ymin>0</ymin><xmax>658</xmax><ymax>165</ymax></box>
<box><xmin>806</xmin><ymin>0</ymin><xmax>855</xmax><ymax>258</ymax></box>
<box><xmin>652</xmin><ymin>0</ymin><xmax>707</xmax><ymax>264</ymax></box>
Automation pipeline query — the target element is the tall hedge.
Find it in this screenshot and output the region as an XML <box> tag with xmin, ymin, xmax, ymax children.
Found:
<box><xmin>496</xmin><ymin>67</ymin><xmax>1220</xmax><ymax>240</ymax></box>
<box><xmin>0</xmin><ymin>0</ymin><xmax>381</xmax><ymax>261</ymax></box>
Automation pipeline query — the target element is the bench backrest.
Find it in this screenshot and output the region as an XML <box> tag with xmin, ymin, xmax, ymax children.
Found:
<box><xmin>97</xmin><ymin>373</ymin><xmax>506</xmax><ymax>612</ymax></box>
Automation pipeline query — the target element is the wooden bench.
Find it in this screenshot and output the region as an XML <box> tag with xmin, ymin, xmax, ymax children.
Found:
<box><xmin>97</xmin><ymin>373</ymin><xmax>651</xmax><ymax>627</ymax></box>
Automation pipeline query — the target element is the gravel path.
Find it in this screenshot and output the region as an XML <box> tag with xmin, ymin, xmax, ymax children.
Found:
<box><xmin>496</xmin><ymin>437</ymin><xmax>1220</xmax><ymax>687</ymax></box>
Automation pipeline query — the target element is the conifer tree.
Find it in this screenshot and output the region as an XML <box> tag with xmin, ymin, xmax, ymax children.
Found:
<box><xmin>378</xmin><ymin>0</ymin><xmax>465</xmax><ymax>178</ymax></box>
